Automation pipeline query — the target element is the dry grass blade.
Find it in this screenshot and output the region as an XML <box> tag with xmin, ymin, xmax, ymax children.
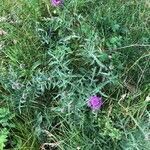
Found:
<box><xmin>40</xmin><ymin>141</ymin><xmax>61</xmax><ymax>150</ymax></box>
<box><xmin>0</xmin><ymin>29</ymin><xmax>7</xmax><ymax>36</ymax></box>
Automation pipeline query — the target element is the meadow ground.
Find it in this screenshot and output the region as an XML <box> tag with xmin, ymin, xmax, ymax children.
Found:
<box><xmin>0</xmin><ymin>0</ymin><xmax>150</xmax><ymax>150</ymax></box>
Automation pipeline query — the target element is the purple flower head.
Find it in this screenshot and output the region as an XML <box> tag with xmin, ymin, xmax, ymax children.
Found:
<box><xmin>88</xmin><ymin>95</ymin><xmax>103</xmax><ymax>111</ymax></box>
<box><xmin>51</xmin><ymin>0</ymin><xmax>63</xmax><ymax>6</ymax></box>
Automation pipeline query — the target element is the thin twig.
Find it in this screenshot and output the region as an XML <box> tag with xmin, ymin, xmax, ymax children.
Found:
<box><xmin>112</xmin><ymin>44</ymin><xmax>150</xmax><ymax>50</ymax></box>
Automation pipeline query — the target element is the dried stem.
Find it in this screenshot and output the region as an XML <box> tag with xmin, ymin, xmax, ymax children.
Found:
<box><xmin>112</xmin><ymin>44</ymin><xmax>150</xmax><ymax>50</ymax></box>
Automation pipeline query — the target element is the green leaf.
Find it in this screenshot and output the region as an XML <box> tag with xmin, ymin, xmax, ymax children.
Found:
<box><xmin>0</xmin><ymin>128</ymin><xmax>9</xmax><ymax>150</ymax></box>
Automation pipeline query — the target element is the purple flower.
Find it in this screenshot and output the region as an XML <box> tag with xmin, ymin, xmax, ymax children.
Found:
<box><xmin>88</xmin><ymin>95</ymin><xmax>103</xmax><ymax>111</ymax></box>
<box><xmin>51</xmin><ymin>0</ymin><xmax>63</xmax><ymax>6</ymax></box>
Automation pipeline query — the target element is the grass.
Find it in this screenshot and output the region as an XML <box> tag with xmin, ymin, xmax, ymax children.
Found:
<box><xmin>0</xmin><ymin>0</ymin><xmax>150</xmax><ymax>149</ymax></box>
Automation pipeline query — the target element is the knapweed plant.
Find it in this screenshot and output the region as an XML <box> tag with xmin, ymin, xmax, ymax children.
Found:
<box><xmin>51</xmin><ymin>0</ymin><xmax>63</xmax><ymax>6</ymax></box>
<box><xmin>88</xmin><ymin>95</ymin><xmax>103</xmax><ymax>111</ymax></box>
<box><xmin>0</xmin><ymin>0</ymin><xmax>150</xmax><ymax>149</ymax></box>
